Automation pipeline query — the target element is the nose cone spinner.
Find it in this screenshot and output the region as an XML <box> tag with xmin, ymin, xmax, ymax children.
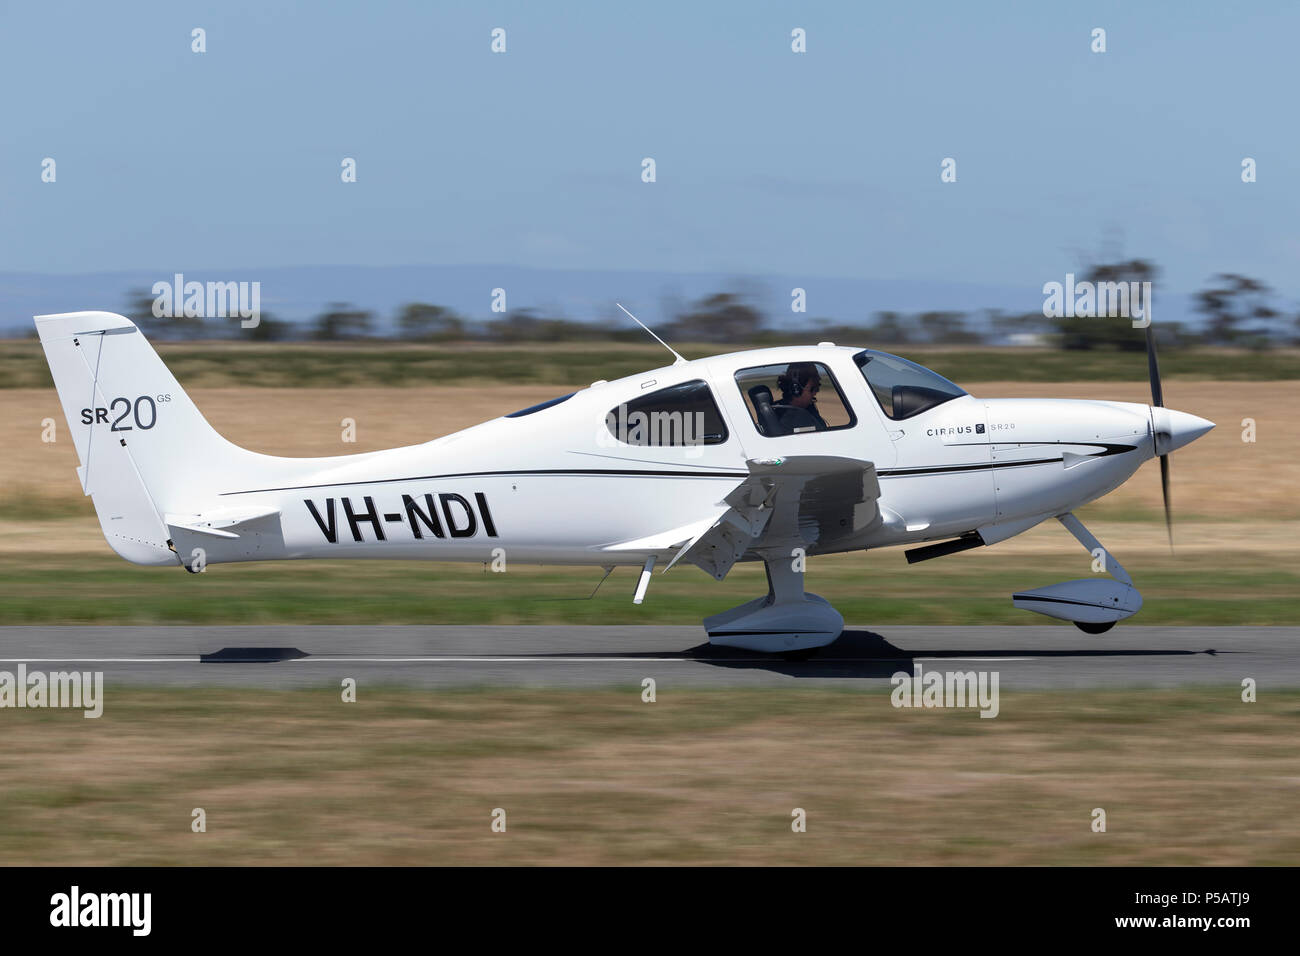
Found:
<box><xmin>1152</xmin><ymin>407</ymin><xmax>1215</xmax><ymax>455</ymax></box>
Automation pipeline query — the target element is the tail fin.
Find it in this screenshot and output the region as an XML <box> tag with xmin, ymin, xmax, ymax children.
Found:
<box><xmin>36</xmin><ymin>311</ymin><xmax>255</xmax><ymax>566</ymax></box>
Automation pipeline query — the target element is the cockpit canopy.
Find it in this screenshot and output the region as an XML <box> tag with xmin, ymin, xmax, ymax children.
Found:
<box><xmin>853</xmin><ymin>349</ymin><xmax>966</xmax><ymax>420</ymax></box>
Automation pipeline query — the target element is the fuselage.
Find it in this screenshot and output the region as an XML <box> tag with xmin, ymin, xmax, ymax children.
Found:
<box><xmin>179</xmin><ymin>344</ymin><xmax>1177</xmax><ymax>568</ymax></box>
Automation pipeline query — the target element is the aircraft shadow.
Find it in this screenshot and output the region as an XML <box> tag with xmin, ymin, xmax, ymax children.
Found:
<box><xmin>195</xmin><ymin>632</ymin><xmax>1222</xmax><ymax>680</ymax></box>
<box><xmin>673</xmin><ymin>629</ymin><xmax>1221</xmax><ymax>679</ymax></box>
<box><xmin>199</xmin><ymin>647</ymin><xmax>310</xmax><ymax>663</ymax></box>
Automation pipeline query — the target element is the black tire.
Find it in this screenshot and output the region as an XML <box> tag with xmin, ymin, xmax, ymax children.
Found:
<box><xmin>1074</xmin><ymin>620</ymin><xmax>1115</xmax><ymax>635</ymax></box>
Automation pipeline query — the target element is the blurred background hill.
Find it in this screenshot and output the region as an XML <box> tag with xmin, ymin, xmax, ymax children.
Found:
<box><xmin>3</xmin><ymin>257</ymin><xmax>1297</xmax><ymax>352</ymax></box>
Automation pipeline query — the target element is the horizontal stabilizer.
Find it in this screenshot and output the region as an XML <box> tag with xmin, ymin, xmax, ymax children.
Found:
<box><xmin>165</xmin><ymin>507</ymin><xmax>280</xmax><ymax>539</ymax></box>
<box><xmin>165</xmin><ymin>508</ymin><xmax>285</xmax><ymax>570</ymax></box>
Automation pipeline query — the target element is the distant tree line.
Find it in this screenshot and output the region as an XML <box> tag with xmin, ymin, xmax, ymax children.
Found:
<box><xmin>118</xmin><ymin>259</ymin><xmax>1300</xmax><ymax>350</ymax></box>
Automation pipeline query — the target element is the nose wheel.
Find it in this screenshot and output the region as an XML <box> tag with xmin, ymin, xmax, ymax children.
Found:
<box><xmin>1012</xmin><ymin>514</ymin><xmax>1142</xmax><ymax>631</ymax></box>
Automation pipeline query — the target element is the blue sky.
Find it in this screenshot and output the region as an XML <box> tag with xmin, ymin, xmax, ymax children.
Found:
<box><xmin>2</xmin><ymin>0</ymin><xmax>1297</xmax><ymax>300</ymax></box>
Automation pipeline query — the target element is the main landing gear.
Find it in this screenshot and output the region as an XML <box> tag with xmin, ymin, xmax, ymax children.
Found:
<box><xmin>703</xmin><ymin>554</ymin><xmax>843</xmax><ymax>655</ymax></box>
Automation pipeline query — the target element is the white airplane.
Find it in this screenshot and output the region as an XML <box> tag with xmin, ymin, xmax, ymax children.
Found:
<box><xmin>35</xmin><ymin>309</ymin><xmax>1213</xmax><ymax>657</ymax></box>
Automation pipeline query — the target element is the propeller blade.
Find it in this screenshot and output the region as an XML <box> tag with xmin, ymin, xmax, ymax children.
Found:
<box><xmin>1145</xmin><ymin>322</ymin><xmax>1164</xmax><ymax>408</ymax></box>
<box><xmin>1160</xmin><ymin>453</ymin><xmax>1173</xmax><ymax>552</ymax></box>
<box><xmin>1147</xmin><ymin>321</ymin><xmax>1172</xmax><ymax>550</ymax></box>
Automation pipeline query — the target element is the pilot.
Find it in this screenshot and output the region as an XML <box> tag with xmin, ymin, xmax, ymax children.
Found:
<box><xmin>774</xmin><ymin>362</ymin><xmax>828</xmax><ymax>430</ymax></box>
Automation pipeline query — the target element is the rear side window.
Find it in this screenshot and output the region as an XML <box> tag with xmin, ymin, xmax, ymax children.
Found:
<box><xmin>734</xmin><ymin>361</ymin><xmax>855</xmax><ymax>437</ymax></box>
<box><xmin>605</xmin><ymin>379</ymin><xmax>728</xmax><ymax>446</ymax></box>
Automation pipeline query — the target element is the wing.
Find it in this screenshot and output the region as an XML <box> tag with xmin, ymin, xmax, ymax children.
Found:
<box><xmin>665</xmin><ymin>455</ymin><xmax>881</xmax><ymax>580</ymax></box>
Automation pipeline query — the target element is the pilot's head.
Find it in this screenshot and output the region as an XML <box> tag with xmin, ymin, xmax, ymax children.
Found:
<box><xmin>777</xmin><ymin>362</ymin><xmax>821</xmax><ymax>409</ymax></box>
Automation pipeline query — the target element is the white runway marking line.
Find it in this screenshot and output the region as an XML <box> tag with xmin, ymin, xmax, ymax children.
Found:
<box><xmin>0</xmin><ymin>655</ymin><xmax>708</xmax><ymax>664</ymax></box>
<box><xmin>305</xmin><ymin>656</ymin><xmax>706</xmax><ymax>663</ymax></box>
<box><xmin>0</xmin><ymin>657</ymin><xmax>201</xmax><ymax>663</ymax></box>
<box><xmin>0</xmin><ymin>654</ymin><xmax>1039</xmax><ymax>664</ymax></box>
<box><xmin>914</xmin><ymin>656</ymin><xmax>1037</xmax><ymax>662</ymax></box>
<box><xmin>0</xmin><ymin>656</ymin><xmax>698</xmax><ymax>664</ymax></box>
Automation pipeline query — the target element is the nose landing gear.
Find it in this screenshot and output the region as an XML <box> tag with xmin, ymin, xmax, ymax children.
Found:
<box><xmin>1011</xmin><ymin>513</ymin><xmax>1142</xmax><ymax>632</ymax></box>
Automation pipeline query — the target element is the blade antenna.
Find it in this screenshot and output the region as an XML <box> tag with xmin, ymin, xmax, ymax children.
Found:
<box><xmin>616</xmin><ymin>303</ymin><xmax>686</xmax><ymax>366</ymax></box>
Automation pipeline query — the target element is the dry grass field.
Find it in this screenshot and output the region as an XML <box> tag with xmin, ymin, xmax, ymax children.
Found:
<box><xmin>2</xmin><ymin>686</ymin><xmax>1296</xmax><ymax>866</ymax></box>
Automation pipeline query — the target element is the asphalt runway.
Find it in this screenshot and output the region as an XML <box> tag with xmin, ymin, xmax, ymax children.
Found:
<box><xmin>0</xmin><ymin>625</ymin><xmax>1293</xmax><ymax>689</ymax></box>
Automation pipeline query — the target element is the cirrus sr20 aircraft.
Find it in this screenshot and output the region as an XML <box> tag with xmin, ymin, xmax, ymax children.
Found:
<box><xmin>36</xmin><ymin>308</ymin><xmax>1213</xmax><ymax>657</ymax></box>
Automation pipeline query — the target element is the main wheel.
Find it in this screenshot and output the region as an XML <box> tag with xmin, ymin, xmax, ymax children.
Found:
<box><xmin>1074</xmin><ymin>620</ymin><xmax>1115</xmax><ymax>635</ymax></box>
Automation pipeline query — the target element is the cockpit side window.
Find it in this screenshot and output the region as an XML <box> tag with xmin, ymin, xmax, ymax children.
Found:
<box><xmin>853</xmin><ymin>349</ymin><xmax>966</xmax><ymax>420</ymax></box>
<box><xmin>604</xmin><ymin>379</ymin><xmax>728</xmax><ymax>446</ymax></box>
<box><xmin>734</xmin><ymin>361</ymin><xmax>856</xmax><ymax>437</ymax></box>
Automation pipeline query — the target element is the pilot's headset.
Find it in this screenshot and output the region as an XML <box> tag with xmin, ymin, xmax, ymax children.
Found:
<box><xmin>781</xmin><ymin>364</ymin><xmax>819</xmax><ymax>400</ymax></box>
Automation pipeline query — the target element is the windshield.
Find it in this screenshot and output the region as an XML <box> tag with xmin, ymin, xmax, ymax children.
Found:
<box><xmin>853</xmin><ymin>349</ymin><xmax>966</xmax><ymax>420</ymax></box>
